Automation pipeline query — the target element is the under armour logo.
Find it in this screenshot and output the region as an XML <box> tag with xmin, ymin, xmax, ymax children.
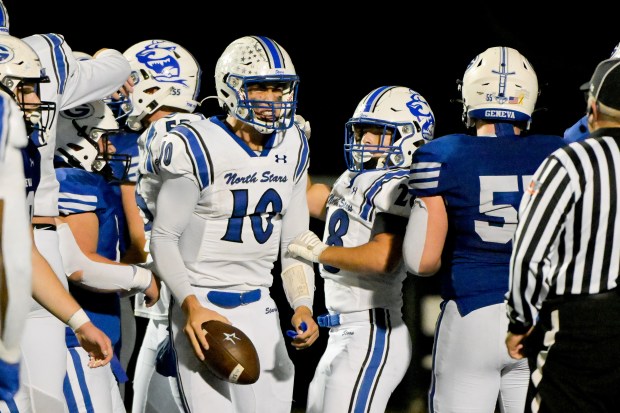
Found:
<box><xmin>275</xmin><ymin>155</ymin><xmax>287</xmax><ymax>163</ymax></box>
<box><xmin>223</xmin><ymin>332</ymin><xmax>241</xmax><ymax>344</ymax></box>
<box><xmin>351</xmin><ymin>187</ymin><xmax>358</xmax><ymax>195</ymax></box>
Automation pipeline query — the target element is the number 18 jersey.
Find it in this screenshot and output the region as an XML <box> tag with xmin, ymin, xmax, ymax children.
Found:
<box><xmin>321</xmin><ymin>168</ymin><xmax>413</xmax><ymax>314</ymax></box>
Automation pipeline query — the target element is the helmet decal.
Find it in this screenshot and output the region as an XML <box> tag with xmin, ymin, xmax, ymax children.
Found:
<box><xmin>407</xmin><ymin>94</ymin><xmax>435</xmax><ymax>140</ymax></box>
<box><xmin>461</xmin><ymin>46</ymin><xmax>538</xmax><ymax>128</ymax></box>
<box><xmin>123</xmin><ymin>39</ymin><xmax>201</xmax><ymax>131</ymax></box>
<box><xmin>0</xmin><ymin>44</ymin><xmax>14</xmax><ymax>63</ymax></box>
<box><xmin>134</xmin><ymin>40</ymin><xmax>187</xmax><ymax>86</ymax></box>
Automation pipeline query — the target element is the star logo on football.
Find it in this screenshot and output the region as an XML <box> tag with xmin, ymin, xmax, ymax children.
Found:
<box><xmin>223</xmin><ymin>332</ymin><xmax>241</xmax><ymax>344</ymax></box>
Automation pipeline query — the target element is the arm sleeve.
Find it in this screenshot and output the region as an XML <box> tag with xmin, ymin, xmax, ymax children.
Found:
<box><xmin>402</xmin><ymin>198</ymin><xmax>429</xmax><ymax>275</ymax></box>
<box><xmin>56</xmin><ymin>223</ymin><xmax>151</xmax><ymax>292</ymax></box>
<box><xmin>149</xmin><ymin>176</ymin><xmax>200</xmax><ymax>305</ymax></box>
<box><xmin>280</xmin><ymin>173</ymin><xmax>315</xmax><ymax>310</ymax></box>
<box><xmin>60</xmin><ymin>49</ymin><xmax>131</xmax><ymax>110</ymax></box>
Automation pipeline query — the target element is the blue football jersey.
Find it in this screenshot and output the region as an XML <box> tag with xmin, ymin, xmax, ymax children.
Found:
<box><xmin>56</xmin><ymin>168</ymin><xmax>124</xmax><ymax>347</ymax></box>
<box><xmin>409</xmin><ymin>133</ymin><xmax>565</xmax><ymax>315</ymax></box>
<box><xmin>108</xmin><ymin>129</ymin><xmax>140</xmax><ymax>183</ymax></box>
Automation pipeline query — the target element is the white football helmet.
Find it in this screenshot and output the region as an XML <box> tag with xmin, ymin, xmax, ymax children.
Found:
<box><xmin>0</xmin><ymin>34</ymin><xmax>56</xmax><ymax>140</ymax></box>
<box><xmin>344</xmin><ymin>86</ymin><xmax>435</xmax><ymax>172</ymax></box>
<box><xmin>56</xmin><ymin>100</ymin><xmax>129</xmax><ymax>180</ymax></box>
<box><xmin>214</xmin><ymin>36</ymin><xmax>299</xmax><ymax>134</ymax></box>
<box><xmin>461</xmin><ymin>46</ymin><xmax>538</xmax><ymax>129</ymax></box>
<box><xmin>123</xmin><ymin>39</ymin><xmax>201</xmax><ymax>131</ymax></box>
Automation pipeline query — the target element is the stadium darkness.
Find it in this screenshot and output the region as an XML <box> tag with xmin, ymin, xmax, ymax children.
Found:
<box><xmin>6</xmin><ymin>2</ymin><xmax>618</xmax><ymax>176</ymax></box>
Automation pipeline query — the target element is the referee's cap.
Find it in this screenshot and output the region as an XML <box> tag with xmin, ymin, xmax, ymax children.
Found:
<box><xmin>589</xmin><ymin>58</ymin><xmax>620</xmax><ymax>111</ymax></box>
<box><xmin>579</xmin><ymin>42</ymin><xmax>620</xmax><ymax>93</ymax></box>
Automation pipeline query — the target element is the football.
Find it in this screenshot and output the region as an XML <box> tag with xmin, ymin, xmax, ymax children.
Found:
<box><xmin>201</xmin><ymin>320</ymin><xmax>260</xmax><ymax>384</ymax></box>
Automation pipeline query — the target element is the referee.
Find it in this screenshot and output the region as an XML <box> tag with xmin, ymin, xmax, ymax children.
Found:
<box><xmin>505</xmin><ymin>57</ymin><xmax>620</xmax><ymax>413</ymax></box>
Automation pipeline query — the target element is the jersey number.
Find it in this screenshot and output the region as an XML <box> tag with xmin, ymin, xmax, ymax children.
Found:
<box><xmin>222</xmin><ymin>189</ymin><xmax>283</xmax><ymax>244</ymax></box>
<box><xmin>475</xmin><ymin>175</ymin><xmax>531</xmax><ymax>244</ymax></box>
<box><xmin>323</xmin><ymin>208</ymin><xmax>350</xmax><ymax>273</ymax></box>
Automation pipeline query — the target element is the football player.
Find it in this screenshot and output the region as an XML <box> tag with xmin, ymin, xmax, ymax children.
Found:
<box><xmin>54</xmin><ymin>99</ymin><xmax>160</xmax><ymax>412</ymax></box>
<box><xmin>289</xmin><ymin>86</ymin><xmax>435</xmax><ymax>413</ymax></box>
<box><xmin>148</xmin><ymin>35</ymin><xmax>319</xmax><ymax>412</ymax></box>
<box><xmin>0</xmin><ymin>33</ymin><xmax>115</xmax><ymax>412</ymax></box>
<box><xmin>402</xmin><ymin>46</ymin><xmax>565</xmax><ymax>412</ymax></box>
<box><xmin>0</xmin><ymin>2</ymin><xmax>131</xmax><ymax>408</ymax></box>
<box><xmin>126</xmin><ymin>39</ymin><xmax>205</xmax><ymax>413</ymax></box>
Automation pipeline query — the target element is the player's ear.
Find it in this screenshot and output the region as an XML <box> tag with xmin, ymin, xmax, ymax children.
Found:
<box><xmin>587</xmin><ymin>100</ymin><xmax>599</xmax><ymax>119</ymax></box>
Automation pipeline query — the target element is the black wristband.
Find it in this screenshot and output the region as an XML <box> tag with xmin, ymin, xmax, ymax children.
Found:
<box><xmin>507</xmin><ymin>321</ymin><xmax>532</xmax><ymax>335</ymax></box>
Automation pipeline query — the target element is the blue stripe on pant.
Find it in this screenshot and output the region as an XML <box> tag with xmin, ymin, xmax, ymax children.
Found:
<box><xmin>351</xmin><ymin>308</ymin><xmax>391</xmax><ymax>413</ymax></box>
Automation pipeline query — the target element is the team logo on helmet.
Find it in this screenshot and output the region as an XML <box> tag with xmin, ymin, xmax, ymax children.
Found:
<box><xmin>134</xmin><ymin>40</ymin><xmax>186</xmax><ymax>86</ymax></box>
<box><xmin>0</xmin><ymin>44</ymin><xmax>14</xmax><ymax>63</ymax></box>
<box><xmin>60</xmin><ymin>103</ymin><xmax>95</xmax><ymax>120</ymax></box>
<box><xmin>407</xmin><ymin>94</ymin><xmax>435</xmax><ymax>140</ymax></box>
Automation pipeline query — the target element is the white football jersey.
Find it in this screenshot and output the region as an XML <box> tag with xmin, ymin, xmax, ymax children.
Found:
<box><xmin>135</xmin><ymin>112</ymin><xmax>206</xmax><ymax>319</ymax></box>
<box><xmin>136</xmin><ymin>112</ymin><xmax>207</xmax><ymax>230</ymax></box>
<box><xmin>157</xmin><ymin>116</ymin><xmax>310</xmax><ymax>289</ymax></box>
<box><xmin>0</xmin><ymin>93</ymin><xmax>32</xmax><ymax>362</ymax></box>
<box><xmin>321</xmin><ymin>168</ymin><xmax>412</xmax><ymax>313</ymax></box>
<box><xmin>23</xmin><ymin>34</ymin><xmax>130</xmax><ymax>217</ymax></box>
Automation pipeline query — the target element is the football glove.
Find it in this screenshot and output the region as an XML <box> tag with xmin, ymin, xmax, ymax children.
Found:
<box><xmin>287</xmin><ymin>230</ymin><xmax>327</xmax><ymax>263</ymax></box>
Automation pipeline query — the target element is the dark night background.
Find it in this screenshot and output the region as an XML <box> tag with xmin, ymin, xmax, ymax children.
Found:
<box><xmin>5</xmin><ymin>1</ymin><xmax>619</xmax><ymax>411</ymax></box>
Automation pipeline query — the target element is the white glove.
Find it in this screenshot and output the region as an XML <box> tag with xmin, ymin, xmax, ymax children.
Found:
<box><xmin>294</xmin><ymin>114</ymin><xmax>311</xmax><ymax>139</ymax></box>
<box><xmin>287</xmin><ymin>230</ymin><xmax>327</xmax><ymax>263</ymax></box>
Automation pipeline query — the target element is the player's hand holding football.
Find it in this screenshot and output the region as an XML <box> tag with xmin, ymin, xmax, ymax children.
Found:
<box><xmin>74</xmin><ymin>322</ymin><xmax>113</xmax><ymax>368</ymax></box>
<box><xmin>289</xmin><ymin>306</ymin><xmax>319</xmax><ymax>350</ymax></box>
<box><xmin>181</xmin><ymin>295</ymin><xmax>231</xmax><ymax>361</ymax></box>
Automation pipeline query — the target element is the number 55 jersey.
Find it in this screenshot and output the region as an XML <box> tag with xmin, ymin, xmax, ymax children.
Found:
<box><xmin>408</xmin><ymin>132</ymin><xmax>565</xmax><ymax>316</ymax></box>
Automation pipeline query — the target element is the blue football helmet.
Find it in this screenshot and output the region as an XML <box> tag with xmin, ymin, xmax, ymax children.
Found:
<box><xmin>215</xmin><ymin>36</ymin><xmax>299</xmax><ymax>134</ymax></box>
<box><xmin>344</xmin><ymin>86</ymin><xmax>435</xmax><ymax>172</ymax></box>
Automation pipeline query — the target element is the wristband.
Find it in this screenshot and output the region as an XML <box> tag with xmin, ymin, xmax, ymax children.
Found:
<box><xmin>67</xmin><ymin>309</ymin><xmax>90</xmax><ymax>332</ymax></box>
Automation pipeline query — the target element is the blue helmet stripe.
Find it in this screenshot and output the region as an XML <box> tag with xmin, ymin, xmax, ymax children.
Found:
<box><xmin>255</xmin><ymin>36</ymin><xmax>283</xmax><ymax>69</ymax></box>
<box><xmin>493</xmin><ymin>46</ymin><xmax>516</xmax><ymax>98</ymax></box>
<box><xmin>363</xmin><ymin>86</ymin><xmax>392</xmax><ymax>113</ymax></box>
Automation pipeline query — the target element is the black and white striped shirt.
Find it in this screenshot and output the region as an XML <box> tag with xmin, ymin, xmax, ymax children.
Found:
<box><xmin>506</xmin><ymin>127</ymin><xmax>620</xmax><ymax>333</ymax></box>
